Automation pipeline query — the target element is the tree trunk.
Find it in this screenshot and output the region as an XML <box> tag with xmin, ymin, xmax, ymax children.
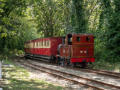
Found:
<box><xmin>72</xmin><ymin>0</ymin><xmax>87</xmax><ymax>33</ymax></box>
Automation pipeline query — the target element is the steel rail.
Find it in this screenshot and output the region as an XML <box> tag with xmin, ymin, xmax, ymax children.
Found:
<box><xmin>23</xmin><ymin>57</ymin><xmax>120</xmax><ymax>79</ymax></box>
<box><xmin>17</xmin><ymin>60</ymin><xmax>103</xmax><ymax>90</ymax></box>
<box><xmin>17</xmin><ymin>57</ymin><xmax>120</xmax><ymax>90</ymax></box>
<box><xmin>18</xmin><ymin>60</ymin><xmax>120</xmax><ymax>90</ymax></box>
<box><xmin>79</xmin><ymin>68</ymin><xmax>120</xmax><ymax>79</ymax></box>
<box><xmin>86</xmin><ymin>68</ymin><xmax>120</xmax><ymax>75</ymax></box>
<box><xmin>27</xmin><ymin>61</ymin><xmax>120</xmax><ymax>90</ymax></box>
<box><xmin>29</xmin><ymin>57</ymin><xmax>120</xmax><ymax>79</ymax></box>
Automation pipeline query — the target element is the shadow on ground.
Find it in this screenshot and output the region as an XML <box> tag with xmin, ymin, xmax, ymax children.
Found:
<box><xmin>3</xmin><ymin>77</ymin><xmax>62</xmax><ymax>90</ymax></box>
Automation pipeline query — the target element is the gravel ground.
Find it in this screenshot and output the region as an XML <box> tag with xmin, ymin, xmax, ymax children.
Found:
<box><xmin>15</xmin><ymin>61</ymin><xmax>94</xmax><ymax>90</ymax></box>
<box><xmin>28</xmin><ymin>60</ymin><xmax>120</xmax><ymax>87</ymax></box>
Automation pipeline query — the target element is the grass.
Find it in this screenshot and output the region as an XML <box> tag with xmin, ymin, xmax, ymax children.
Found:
<box><xmin>93</xmin><ymin>60</ymin><xmax>120</xmax><ymax>72</ymax></box>
<box><xmin>2</xmin><ymin>59</ymin><xmax>63</xmax><ymax>90</ymax></box>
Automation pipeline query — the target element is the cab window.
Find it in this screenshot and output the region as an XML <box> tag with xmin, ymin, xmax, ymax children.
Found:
<box><xmin>76</xmin><ymin>37</ymin><xmax>80</xmax><ymax>42</ymax></box>
<box><xmin>86</xmin><ymin>37</ymin><xmax>90</xmax><ymax>42</ymax></box>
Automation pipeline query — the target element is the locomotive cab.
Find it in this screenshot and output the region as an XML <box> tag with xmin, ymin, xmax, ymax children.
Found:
<box><xmin>58</xmin><ymin>34</ymin><xmax>95</xmax><ymax>67</ymax></box>
<box><xmin>70</xmin><ymin>34</ymin><xmax>95</xmax><ymax>67</ymax></box>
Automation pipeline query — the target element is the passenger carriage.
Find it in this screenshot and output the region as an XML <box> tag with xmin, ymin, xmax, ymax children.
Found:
<box><xmin>24</xmin><ymin>37</ymin><xmax>62</xmax><ymax>62</ymax></box>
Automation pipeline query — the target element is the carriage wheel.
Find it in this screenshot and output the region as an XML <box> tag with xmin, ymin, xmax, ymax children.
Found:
<box><xmin>50</xmin><ymin>56</ymin><xmax>56</xmax><ymax>63</ymax></box>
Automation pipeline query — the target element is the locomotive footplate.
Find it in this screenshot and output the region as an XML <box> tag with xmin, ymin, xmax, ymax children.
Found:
<box><xmin>71</xmin><ymin>58</ymin><xmax>95</xmax><ymax>63</ymax></box>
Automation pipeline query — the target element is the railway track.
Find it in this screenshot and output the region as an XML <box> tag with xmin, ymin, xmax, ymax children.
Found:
<box><xmin>16</xmin><ymin>59</ymin><xmax>120</xmax><ymax>90</ymax></box>
<box><xmin>31</xmin><ymin>57</ymin><xmax>120</xmax><ymax>78</ymax></box>
<box><xmin>22</xmin><ymin>57</ymin><xmax>120</xmax><ymax>79</ymax></box>
<box><xmin>79</xmin><ymin>68</ymin><xmax>120</xmax><ymax>79</ymax></box>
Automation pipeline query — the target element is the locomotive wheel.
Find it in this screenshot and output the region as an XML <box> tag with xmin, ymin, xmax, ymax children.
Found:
<box><xmin>70</xmin><ymin>62</ymin><xmax>76</xmax><ymax>68</ymax></box>
<box><xmin>61</xmin><ymin>59</ymin><xmax>65</xmax><ymax>67</ymax></box>
<box><xmin>64</xmin><ymin>59</ymin><xmax>68</xmax><ymax>66</ymax></box>
<box><xmin>61</xmin><ymin>60</ymin><xmax>64</xmax><ymax>67</ymax></box>
<box><xmin>49</xmin><ymin>57</ymin><xmax>52</xmax><ymax>63</ymax></box>
<box><xmin>60</xmin><ymin>58</ymin><xmax>68</xmax><ymax>67</ymax></box>
<box><xmin>81</xmin><ymin>62</ymin><xmax>87</xmax><ymax>68</ymax></box>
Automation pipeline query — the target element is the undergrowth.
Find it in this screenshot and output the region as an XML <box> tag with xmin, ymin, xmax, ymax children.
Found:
<box><xmin>93</xmin><ymin>60</ymin><xmax>120</xmax><ymax>72</ymax></box>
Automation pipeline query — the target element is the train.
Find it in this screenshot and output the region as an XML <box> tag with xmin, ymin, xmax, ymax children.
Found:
<box><xmin>24</xmin><ymin>34</ymin><xmax>95</xmax><ymax>67</ymax></box>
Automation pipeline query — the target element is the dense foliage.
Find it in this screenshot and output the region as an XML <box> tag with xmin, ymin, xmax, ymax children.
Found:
<box><xmin>0</xmin><ymin>0</ymin><xmax>120</xmax><ymax>63</ymax></box>
<box><xmin>0</xmin><ymin>0</ymin><xmax>38</xmax><ymax>54</ymax></box>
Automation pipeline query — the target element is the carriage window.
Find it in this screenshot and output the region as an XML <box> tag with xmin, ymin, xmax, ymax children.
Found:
<box><xmin>45</xmin><ymin>41</ymin><xmax>47</xmax><ymax>46</ymax></box>
<box><xmin>77</xmin><ymin>37</ymin><xmax>80</xmax><ymax>42</ymax></box>
<box><xmin>30</xmin><ymin>43</ymin><xmax>33</xmax><ymax>48</ymax></box>
<box><xmin>40</xmin><ymin>42</ymin><xmax>41</xmax><ymax>47</ymax></box>
<box><xmin>86</xmin><ymin>37</ymin><xmax>90</xmax><ymax>42</ymax></box>
<box><xmin>28</xmin><ymin>44</ymin><xmax>29</xmax><ymax>48</ymax></box>
<box><xmin>33</xmin><ymin>43</ymin><xmax>35</xmax><ymax>48</ymax></box>
<box><xmin>30</xmin><ymin>43</ymin><xmax>32</xmax><ymax>48</ymax></box>
<box><xmin>38</xmin><ymin>42</ymin><xmax>39</xmax><ymax>47</ymax></box>
<box><xmin>43</xmin><ymin>41</ymin><xmax>44</xmax><ymax>46</ymax></box>
<box><xmin>41</xmin><ymin>42</ymin><xmax>43</xmax><ymax>46</ymax></box>
<box><xmin>48</xmin><ymin>40</ymin><xmax>51</xmax><ymax>47</ymax></box>
<box><xmin>40</xmin><ymin>42</ymin><xmax>42</xmax><ymax>47</ymax></box>
<box><xmin>46</xmin><ymin>41</ymin><xmax>48</xmax><ymax>46</ymax></box>
<box><xmin>37</xmin><ymin>42</ymin><xmax>39</xmax><ymax>47</ymax></box>
<box><xmin>44</xmin><ymin>41</ymin><xmax>46</xmax><ymax>46</ymax></box>
<box><xmin>34</xmin><ymin>43</ymin><xmax>36</xmax><ymax>48</ymax></box>
<box><xmin>28</xmin><ymin>43</ymin><xmax>30</xmax><ymax>48</ymax></box>
<box><xmin>35</xmin><ymin>42</ymin><xmax>37</xmax><ymax>48</ymax></box>
<box><xmin>46</xmin><ymin>41</ymin><xmax>49</xmax><ymax>47</ymax></box>
<box><xmin>39</xmin><ymin>42</ymin><xmax>41</xmax><ymax>47</ymax></box>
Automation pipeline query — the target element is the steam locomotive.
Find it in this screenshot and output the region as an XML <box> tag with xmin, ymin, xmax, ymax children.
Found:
<box><xmin>24</xmin><ymin>34</ymin><xmax>95</xmax><ymax>67</ymax></box>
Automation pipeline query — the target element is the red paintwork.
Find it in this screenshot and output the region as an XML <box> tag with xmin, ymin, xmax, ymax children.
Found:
<box><xmin>24</xmin><ymin>37</ymin><xmax>62</xmax><ymax>56</ymax></box>
<box><xmin>24</xmin><ymin>34</ymin><xmax>95</xmax><ymax>64</ymax></box>
<box><xmin>71</xmin><ymin>34</ymin><xmax>94</xmax><ymax>44</ymax></box>
<box><xmin>59</xmin><ymin>34</ymin><xmax>95</xmax><ymax>63</ymax></box>
<box><xmin>71</xmin><ymin>45</ymin><xmax>94</xmax><ymax>57</ymax></box>
<box><xmin>71</xmin><ymin>58</ymin><xmax>95</xmax><ymax>62</ymax></box>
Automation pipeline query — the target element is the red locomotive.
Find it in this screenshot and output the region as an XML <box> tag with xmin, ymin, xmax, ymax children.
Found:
<box><xmin>24</xmin><ymin>34</ymin><xmax>95</xmax><ymax>67</ymax></box>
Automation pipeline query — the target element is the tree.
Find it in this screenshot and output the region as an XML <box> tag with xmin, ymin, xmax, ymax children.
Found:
<box><xmin>0</xmin><ymin>0</ymin><xmax>38</xmax><ymax>53</ymax></box>
<box><xmin>71</xmin><ymin>0</ymin><xmax>88</xmax><ymax>33</ymax></box>
<box><xmin>33</xmin><ymin>0</ymin><xmax>65</xmax><ymax>37</ymax></box>
<box><xmin>105</xmin><ymin>0</ymin><xmax>120</xmax><ymax>62</ymax></box>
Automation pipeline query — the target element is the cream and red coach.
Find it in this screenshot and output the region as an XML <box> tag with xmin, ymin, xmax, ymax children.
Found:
<box><xmin>24</xmin><ymin>37</ymin><xmax>62</xmax><ymax>62</ymax></box>
<box><xmin>24</xmin><ymin>34</ymin><xmax>95</xmax><ymax>67</ymax></box>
